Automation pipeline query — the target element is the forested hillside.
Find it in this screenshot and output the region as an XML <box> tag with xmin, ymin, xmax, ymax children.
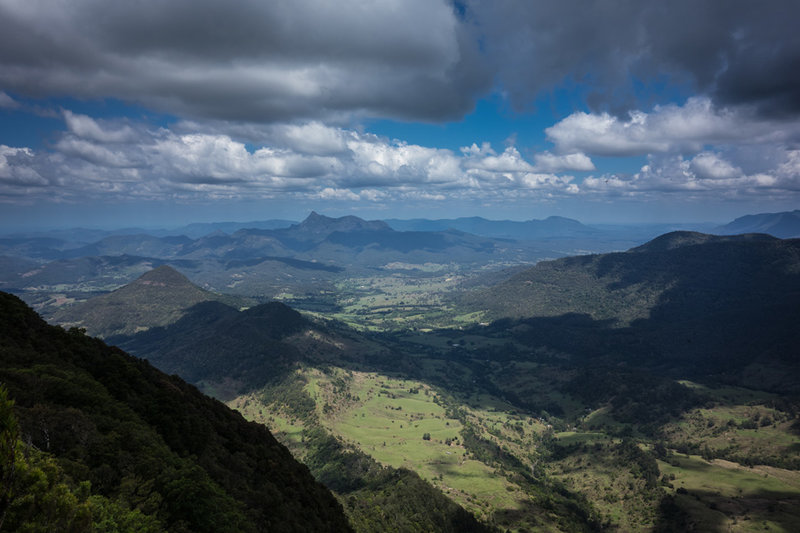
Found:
<box><xmin>0</xmin><ymin>291</ymin><xmax>352</xmax><ymax>532</ymax></box>
<box><xmin>465</xmin><ymin>232</ymin><xmax>800</xmax><ymax>392</ymax></box>
<box><xmin>51</xmin><ymin>265</ymin><xmax>236</xmax><ymax>338</ymax></box>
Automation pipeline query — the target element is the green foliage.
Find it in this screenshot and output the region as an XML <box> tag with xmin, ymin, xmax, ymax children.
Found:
<box><xmin>467</xmin><ymin>234</ymin><xmax>800</xmax><ymax>393</ymax></box>
<box><xmin>303</xmin><ymin>428</ymin><xmax>495</xmax><ymax>532</ymax></box>
<box><xmin>0</xmin><ymin>384</ymin><xmax>162</xmax><ymax>532</ymax></box>
<box><xmin>0</xmin><ymin>385</ymin><xmax>17</xmax><ymax>527</ymax></box>
<box><xmin>0</xmin><ymin>291</ymin><xmax>352</xmax><ymax>532</ymax></box>
<box><xmin>110</xmin><ymin>299</ymin><xmax>309</xmax><ymax>386</ymax></box>
<box><xmin>261</xmin><ymin>375</ymin><xmax>496</xmax><ymax>533</ymax></box>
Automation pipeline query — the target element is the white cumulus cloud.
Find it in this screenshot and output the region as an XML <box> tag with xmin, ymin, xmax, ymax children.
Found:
<box><xmin>546</xmin><ymin>97</ymin><xmax>800</xmax><ymax>157</ymax></box>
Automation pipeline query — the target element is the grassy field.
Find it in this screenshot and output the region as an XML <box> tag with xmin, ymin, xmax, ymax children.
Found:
<box><xmin>659</xmin><ymin>454</ymin><xmax>800</xmax><ymax>532</ymax></box>
<box><xmin>306</xmin><ymin>369</ymin><xmax>527</xmax><ymax>521</ymax></box>
<box><xmin>229</xmin><ymin>392</ymin><xmax>306</xmax><ymax>447</ymax></box>
<box><xmin>226</xmin><ymin>363</ymin><xmax>800</xmax><ymax>532</ymax></box>
<box><xmin>291</xmin><ymin>270</ymin><xmax>489</xmax><ymax>331</ymax></box>
<box><xmin>549</xmin><ymin>443</ymin><xmax>660</xmax><ymax>530</ymax></box>
<box><xmin>660</xmin><ymin>387</ymin><xmax>800</xmax><ymax>470</ymax></box>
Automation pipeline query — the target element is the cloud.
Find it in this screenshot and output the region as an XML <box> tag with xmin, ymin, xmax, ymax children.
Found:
<box><xmin>462</xmin><ymin>145</ymin><xmax>534</xmax><ymax>173</ymax></box>
<box><xmin>0</xmin><ymin>111</ymin><xmax>589</xmax><ymax>203</ymax></box>
<box><xmin>546</xmin><ymin>97</ymin><xmax>800</xmax><ymax>156</ymax></box>
<box><xmin>62</xmin><ymin>110</ymin><xmax>137</xmax><ymax>143</ymax></box>
<box><xmin>270</xmin><ymin>122</ymin><xmax>349</xmax><ymax>156</ymax></box>
<box><xmin>690</xmin><ymin>152</ymin><xmax>742</xmax><ymax>180</ymax></box>
<box><xmin>3</xmin><ymin>106</ymin><xmax>797</xmax><ymax>206</ymax></box>
<box><xmin>0</xmin><ymin>146</ymin><xmax>48</xmax><ymax>187</ymax></box>
<box><xmin>0</xmin><ymin>92</ymin><xmax>18</xmax><ymax>109</ymax></box>
<box><xmin>582</xmin><ymin>151</ymin><xmax>800</xmax><ymax>196</ymax></box>
<box><xmin>2</xmin><ymin>0</ymin><xmax>798</xmax><ymax>129</ymax></box>
<box><xmin>533</xmin><ymin>152</ymin><xmax>595</xmax><ymax>172</ymax></box>
<box><xmin>0</xmin><ymin>0</ymin><xmax>489</xmax><ymax>123</ymax></box>
<box><xmin>463</xmin><ymin>0</ymin><xmax>800</xmax><ymax>116</ymax></box>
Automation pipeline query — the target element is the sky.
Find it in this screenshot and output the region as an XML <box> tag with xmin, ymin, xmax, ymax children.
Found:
<box><xmin>1</xmin><ymin>0</ymin><xmax>799</xmax><ymax>230</ymax></box>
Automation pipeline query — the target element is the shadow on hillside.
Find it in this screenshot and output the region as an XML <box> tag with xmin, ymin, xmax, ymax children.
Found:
<box><xmin>657</xmin><ymin>488</ymin><xmax>800</xmax><ymax>533</ymax></box>
<box><xmin>109</xmin><ymin>264</ymin><xmax>800</xmax><ymax>425</ymax></box>
<box><xmin>489</xmin><ymin>495</ymin><xmax>601</xmax><ymax>533</ymax></box>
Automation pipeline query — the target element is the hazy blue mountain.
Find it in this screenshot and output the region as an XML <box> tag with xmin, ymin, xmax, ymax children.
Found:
<box><xmin>171</xmin><ymin>219</ymin><xmax>296</xmax><ymax>238</ymax></box>
<box><xmin>385</xmin><ymin>215</ymin><xmax>600</xmax><ymax>240</ymax></box>
<box><xmin>0</xmin><ymin>255</ymin><xmax>39</xmax><ymax>286</ymax></box>
<box><xmin>63</xmin><ymin>233</ymin><xmax>194</xmax><ymax>259</ymax></box>
<box><xmin>0</xmin><ymin>236</ymin><xmax>77</xmax><ymax>260</ymax></box>
<box><xmin>178</xmin><ymin>212</ymin><xmax>556</xmax><ymax>266</ymax></box>
<box><xmin>288</xmin><ymin>211</ymin><xmax>391</xmax><ymax>236</ymax></box>
<box><xmin>267</xmin><ymin>211</ymin><xmax>393</xmax><ymax>250</ymax></box>
<box><xmin>716</xmin><ymin>209</ymin><xmax>800</xmax><ymax>238</ymax></box>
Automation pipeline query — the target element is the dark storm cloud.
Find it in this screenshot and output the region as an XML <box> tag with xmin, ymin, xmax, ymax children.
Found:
<box><xmin>464</xmin><ymin>0</ymin><xmax>800</xmax><ymax>117</ymax></box>
<box><xmin>0</xmin><ymin>0</ymin><xmax>490</xmax><ymax>123</ymax></box>
<box><xmin>1</xmin><ymin>1</ymin><xmax>796</xmax><ymax>123</ymax></box>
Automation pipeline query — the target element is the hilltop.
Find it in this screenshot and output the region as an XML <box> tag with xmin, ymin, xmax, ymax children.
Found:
<box><xmin>110</xmin><ymin>299</ymin><xmax>318</xmax><ymax>388</ymax></box>
<box><xmin>51</xmin><ymin>265</ymin><xmax>234</xmax><ymax>338</ymax></box>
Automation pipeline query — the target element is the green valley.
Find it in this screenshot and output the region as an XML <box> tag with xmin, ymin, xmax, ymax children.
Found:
<box><xmin>3</xmin><ymin>214</ymin><xmax>800</xmax><ymax>532</ymax></box>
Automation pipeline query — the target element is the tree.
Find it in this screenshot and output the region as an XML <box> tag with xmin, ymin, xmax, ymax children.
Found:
<box><xmin>0</xmin><ymin>384</ymin><xmax>18</xmax><ymax>530</ymax></box>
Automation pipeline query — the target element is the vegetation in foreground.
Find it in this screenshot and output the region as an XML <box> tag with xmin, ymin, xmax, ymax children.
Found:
<box><xmin>0</xmin><ymin>291</ymin><xmax>352</xmax><ymax>532</ymax></box>
<box><xmin>229</xmin><ymin>363</ymin><xmax>800</xmax><ymax>532</ymax></box>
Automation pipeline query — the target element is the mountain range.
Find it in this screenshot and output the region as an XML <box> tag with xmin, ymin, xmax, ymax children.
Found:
<box><xmin>385</xmin><ymin>215</ymin><xmax>601</xmax><ymax>240</ymax></box>
<box><xmin>716</xmin><ymin>209</ymin><xmax>800</xmax><ymax>238</ymax></box>
<box><xmin>60</xmin><ymin>227</ymin><xmax>800</xmax><ymax>397</ymax></box>
<box><xmin>9</xmin><ymin>215</ymin><xmax>800</xmax><ymax>531</ymax></box>
<box><xmin>1</xmin><ymin>212</ymin><xmax>553</xmax><ymax>267</ymax></box>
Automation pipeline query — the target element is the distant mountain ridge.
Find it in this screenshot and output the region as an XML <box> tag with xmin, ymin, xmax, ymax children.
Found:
<box><xmin>474</xmin><ymin>231</ymin><xmax>799</xmax><ymax>323</ymax></box>
<box><xmin>0</xmin><ymin>212</ymin><xmax>577</xmax><ymax>266</ymax></box>
<box><xmin>631</xmin><ymin>230</ymin><xmax>778</xmax><ymax>252</ymax></box>
<box><xmin>716</xmin><ymin>209</ymin><xmax>800</xmax><ymax>238</ymax></box>
<box><xmin>467</xmin><ymin>231</ymin><xmax>800</xmax><ymax>391</ymax></box>
<box><xmin>24</xmin><ymin>212</ymin><xmax>538</xmax><ymax>262</ymax></box>
<box><xmin>287</xmin><ymin>211</ymin><xmax>391</xmax><ymax>237</ymax></box>
<box><xmin>386</xmin><ymin>215</ymin><xmax>600</xmax><ymax>240</ymax></box>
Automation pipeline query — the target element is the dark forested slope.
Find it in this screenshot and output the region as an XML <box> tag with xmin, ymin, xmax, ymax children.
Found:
<box><xmin>0</xmin><ymin>291</ymin><xmax>352</xmax><ymax>532</ymax></box>
<box><xmin>470</xmin><ymin>232</ymin><xmax>799</xmax><ymax>324</ymax></box>
<box><xmin>466</xmin><ymin>232</ymin><xmax>800</xmax><ymax>392</ymax></box>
